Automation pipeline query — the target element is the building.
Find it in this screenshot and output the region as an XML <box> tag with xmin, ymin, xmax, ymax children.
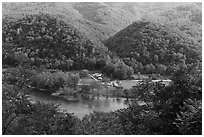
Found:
<box><xmin>77</xmin><ymin>77</ymin><xmax>98</xmax><ymax>86</ymax></box>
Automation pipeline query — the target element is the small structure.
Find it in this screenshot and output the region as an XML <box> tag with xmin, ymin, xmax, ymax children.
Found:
<box><xmin>77</xmin><ymin>77</ymin><xmax>98</xmax><ymax>86</ymax></box>
<box><xmin>93</xmin><ymin>73</ymin><xmax>102</xmax><ymax>77</ymax></box>
<box><xmin>111</xmin><ymin>81</ymin><xmax>118</xmax><ymax>87</ymax></box>
<box><xmin>97</xmin><ymin>77</ymin><xmax>102</xmax><ymax>80</ymax></box>
<box><xmin>109</xmin><ymin>80</ymin><xmax>123</xmax><ymax>90</ymax></box>
<box><xmin>88</xmin><ymin>74</ymin><xmax>98</xmax><ymax>82</ymax></box>
<box><xmin>92</xmin><ymin>73</ymin><xmax>103</xmax><ymax>81</ymax></box>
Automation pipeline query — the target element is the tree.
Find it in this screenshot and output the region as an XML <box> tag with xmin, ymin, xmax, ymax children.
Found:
<box><xmin>174</xmin><ymin>99</ymin><xmax>202</xmax><ymax>135</ymax></box>
<box><xmin>144</xmin><ymin>64</ymin><xmax>152</xmax><ymax>73</ymax></box>
<box><xmin>2</xmin><ymin>83</ymin><xmax>80</xmax><ymax>135</ymax></box>
<box><xmin>123</xmin><ymin>89</ymin><xmax>130</xmax><ymax>99</ymax></box>
<box><xmin>126</xmin><ymin>66</ymin><xmax>134</xmax><ymax>78</ymax></box>
<box><xmin>88</xmin><ymin>82</ymin><xmax>102</xmax><ymax>96</ymax></box>
<box><xmin>149</xmin><ymin>63</ymin><xmax>156</xmax><ymax>73</ymax></box>
<box><xmin>113</xmin><ymin>62</ymin><xmax>128</xmax><ymax>79</ymax></box>
<box><xmin>153</xmin><ymin>55</ymin><xmax>159</xmax><ymax>62</ymax></box>
<box><xmin>65</xmin><ymin>59</ymin><xmax>73</xmax><ymax>70</ymax></box>
<box><xmin>96</xmin><ymin>58</ymin><xmax>106</xmax><ymax>69</ymax></box>
<box><xmin>103</xmin><ymin>61</ymin><xmax>116</xmax><ymax>77</ymax></box>
<box><xmin>178</xmin><ymin>59</ymin><xmax>187</xmax><ymax>69</ymax></box>
<box><xmin>78</xmin><ymin>112</ymin><xmax>124</xmax><ymax>135</ymax></box>
<box><xmin>66</xmin><ymin>74</ymin><xmax>80</xmax><ymax>90</ymax></box>
<box><xmin>79</xmin><ymin>69</ymin><xmax>89</xmax><ymax>78</ymax></box>
<box><xmin>118</xmin><ymin>68</ymin><xmax>202</xmax><ymax>135</ymax></box>
<box><xmin>137</xmin><ymin>63</ymin><xmax>144</xmax><ymax>72</ymax></box>
<box><xmin>157</xmin><ymin>64</ymin><xmax>167</xmax><ymax>74</ymax></box>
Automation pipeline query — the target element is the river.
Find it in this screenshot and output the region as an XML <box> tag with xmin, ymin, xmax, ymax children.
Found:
<box><xmin>28</xmin><ymin>90</ymin><xmax>136</xmax><ymax>119</ymax></box>
<box><xmin>27</xmin><ymin>79</ymin><xmax>171</xmax><ymax>118</ymax></box>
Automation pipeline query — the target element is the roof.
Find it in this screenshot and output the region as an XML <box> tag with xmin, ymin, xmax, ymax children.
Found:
<box><xmin>78</xmin><ymin>78</ymin><xmax>98</xmax><ymax>86</ymax></box>
<box><xmin>88</xmin><ymin>74</ymin><xmax>98</xmax><ymax>82</ymax></box>
<box><xmin>93</xmin><ymin>73</ymin><xmax>102</xmax><ymax>77</ymax></box>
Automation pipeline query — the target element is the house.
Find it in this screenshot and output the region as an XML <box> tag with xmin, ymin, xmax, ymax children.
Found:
<box><xmin>77</xmin><ymin>77</ymin><xmax>98</xmax><ymax>86</ymax></box>
<box><xmin>77</xmin><ymin>73</ymin><xmax>100</xmax><ymax>86</ymax></box>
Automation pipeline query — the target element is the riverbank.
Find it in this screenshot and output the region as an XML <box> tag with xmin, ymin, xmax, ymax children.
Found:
<box><xmin>27</xmin><ymin>89</ymin><xmax>136</xmax><ymax>119</ymax></box>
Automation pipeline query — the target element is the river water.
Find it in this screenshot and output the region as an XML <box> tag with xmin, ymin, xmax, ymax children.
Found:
<box><xmin>27</xmin><ymin>79</ymin><xmax>171</xmax><ymax>118</ymax></box>
<box><xmin>28</xmin><ymin>90</ymin><xmax>135</xmax><ymax>119</ymax></box>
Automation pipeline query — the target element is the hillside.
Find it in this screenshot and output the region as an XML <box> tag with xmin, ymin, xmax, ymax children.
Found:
<box><xmin>106</xmin><ymin>2</ymin><xmax>191</xmax><ymax>16</ymax></box>
<box><xmin>3</xmin><ymin>2</ymin><xmax>199</xmax><ymax>45</ymax></box>
<box><xmin>2</xmin><ymin>13</ymin><xmax>134</xmax><ymax>79</ymax></box>
<box><xmin>2</xmin><ymin>2</ymin><xmax>137</xmax><ymax>45</ymax></box>
<box><xmin>2</xmin><ymin>2</ymin><xmax>202</xmax><ymax>77</ymax></box>
<box><xmin>104</xmin><ymin>21</ymin><xmax>201</xmax><ymax>75</ymax></box>
<box><xmin>141</xmin><ymin>3</ymin><xmax>202</xmax><ymax>44</ymax></box>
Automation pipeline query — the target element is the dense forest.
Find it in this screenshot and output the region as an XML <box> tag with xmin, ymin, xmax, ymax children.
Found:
<box><xmin>2</xmin><ymin>2</ymin><xmax>137</xmax><ymax>46</ymax></box>
<box><xmin>2</xmin><ymin>14</ymin><xmax>134</xmax><ymax>79</ymax></box>
<box><xmin>2</xmin><ymin>2</ymin><xmax>202</xmax><ymax>135</ymax></box>
<box><xmin>104</xmin><ymin>21</ymin><xmax>201</xmax><ymax>75</ymax></box>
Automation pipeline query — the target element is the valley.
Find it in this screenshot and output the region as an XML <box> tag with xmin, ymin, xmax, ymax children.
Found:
<box><xmin>2</xmin><ymin>2</ymin><xmax>202</xmax><ymax>135</ymax></box>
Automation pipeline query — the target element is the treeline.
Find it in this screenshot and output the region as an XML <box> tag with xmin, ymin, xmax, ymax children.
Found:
<box><xmin>2</xmin><ymin>13</ymin><xmax>133</xmax><ymax>79</ymax></box>
<box><xmin>2</xmin><ymin>66</ymin><xmax>202</xmax><ymax>135</ymax></box>
<box><xmin>104</xmin><ymin>21</ymin><xmax>202</xmax><ymax>76</ymax></box>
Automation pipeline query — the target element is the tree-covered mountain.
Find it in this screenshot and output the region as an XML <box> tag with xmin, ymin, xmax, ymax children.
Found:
<box><xmin>104</xmin><ymin>21</ymin><xmax>201</xmax><ymax>75</ymax></box>
<box><xmin>106</xmin><ymin>2</ymin><xmax>190</xmax><ymax>16</ymax></box>
<box><xmin>3</xmin><ymin>2</ymin><xmax>199</xmax><ymax>45</ymax></box>
<box><xmin>2</xmin><ymin>2</ymin><xmax>137</xmax><ymax>46</ymax></box>
<box><xmin>2</xmin><ymin>13</ymin><xmax>134</xmax><ymax>79</ymax></box>
<box><xmin>142</xmin><ymin>3</ymin><xmax>202</xmax><ymax>45</ymax></box>
<box><xmin>2</xmin><ymin>2</ymin><xmax>202</xmax><ymax>77</ymax></box>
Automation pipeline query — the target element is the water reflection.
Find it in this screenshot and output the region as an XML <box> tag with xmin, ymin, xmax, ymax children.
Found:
<box><xmin>104</xmin><ymin>98</ymin><xmax>110</xmax><ymax>107</ymax></box>
<box><xmin>124</xmin><ymin>99</ymin><xmax>130</xmax><ymax>105</ymax></box>
<box><xmin>116</xmin><ymin>98</ymin><xmax>122</xmax><ymax>104</ymax></box>
<box><xmin>28</xmin><ymin>90</ymin><xmax>134</xmax><ymax>119</ymax></box>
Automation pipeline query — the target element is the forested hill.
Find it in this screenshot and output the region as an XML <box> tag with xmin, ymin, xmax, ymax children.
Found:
<box><xmin>2</xmin><ymin>14</ymin><xmax>134</xmax><ymax>79</ymax></box>
<box><xmin>142</xmin><ymin>3</ymin><xmax>202</xmax><ymax>45</ymax></box>
<box><xmin>3</xmin><ymin>2</ymin><xmax>198</xmax><ymax>46</ymax></box>
<box><xmin>104</xmin><ymin>21</ymin><xmax>201</xmax><ymax>75</ymax></box>
<box><xmin>2</xmin><ymin>2</ymin><xmax>201</xmax><ymax>77</ymax></box>
<box><xmin>2</xmin><ymin>2</ymin><xmax>137</xmax><ymax>46</ymax></box>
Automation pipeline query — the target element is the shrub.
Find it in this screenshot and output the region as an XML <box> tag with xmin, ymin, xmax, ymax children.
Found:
<box><xmin>30</xmin><ymin>71</ymin><xmax>79</xmax><ymax>92</ymax></box>
<box><xmin>2</xmin><ymin>83</ymin><xmax>80</xmax><ymax>135</ymax></box>
<box><xmin>78</xmin><ymin>111</ymin><xmax>124</xmax><ymax>135</ymax></box>
<box><xmin>79</xmin><ymin>69</ymin><xmax>89</xmax><ymax>78</ymax></box>
<box><xmin>117</xmin><ymin>68</ymin><xmax>202</xmax><ymax>135</ymax></box>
